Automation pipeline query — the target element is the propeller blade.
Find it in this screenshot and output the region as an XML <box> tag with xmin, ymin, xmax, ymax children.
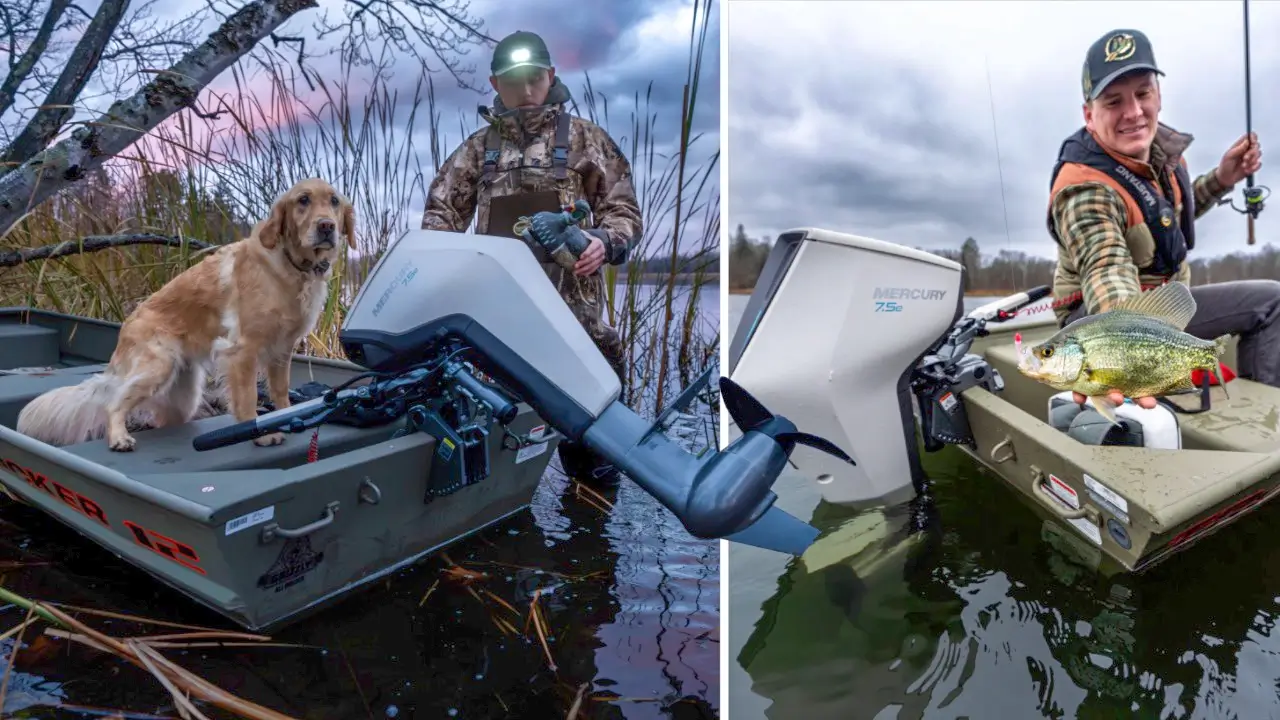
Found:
<box><xmin>719</xmin><ymin>376</ymin><xmax>774</xmax><ymax>432</ymax></box>
<box><xmin>724</xmin><ymin>505</ymin><xmax>821</xmax><ymax>556</ymax></box>
<box><xmin>775</xmin><ymin>431</ymin><xmax>857</xmax><ymax>465</ymax></box>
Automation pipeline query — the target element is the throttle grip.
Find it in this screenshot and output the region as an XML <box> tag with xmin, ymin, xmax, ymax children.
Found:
<box><xmin>451</xmin><ymin>368</ymin><xmax>518</xmax><ymax>424</ymax></box>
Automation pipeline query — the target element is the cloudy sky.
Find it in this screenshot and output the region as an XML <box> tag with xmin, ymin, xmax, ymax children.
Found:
<box><xmin>1</xmin><ymin>0</ymin><xmax>717</xmax><ymax>253</ymax></box>
<box><xmin>726</xmin><ymin>0</ymin><xmax>1280</xmax><ymax>261</ymax></box>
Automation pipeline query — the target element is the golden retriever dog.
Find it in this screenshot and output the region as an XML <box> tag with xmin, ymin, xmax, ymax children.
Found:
<box><xmin>17</xmin><ymin>178</ymin><xmax>356</xmax><ymax>451</ymax></box>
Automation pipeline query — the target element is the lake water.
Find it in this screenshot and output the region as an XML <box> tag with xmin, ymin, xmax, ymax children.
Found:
<box><xmin>0</xmin><ymin>282</ymin><xmax>722</xmax><ymax>719</ymax></box>
<box><xmin>727</xmin><ymin>293</ymin><xmax>1280</xmax><ymax>720</ymax></box>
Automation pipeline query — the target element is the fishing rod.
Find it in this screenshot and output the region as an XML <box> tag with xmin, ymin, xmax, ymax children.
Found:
<box><xmin>1226</xmin><ymin>0</ymin><xmax>1269</xmax><ymax>244</ymax></box>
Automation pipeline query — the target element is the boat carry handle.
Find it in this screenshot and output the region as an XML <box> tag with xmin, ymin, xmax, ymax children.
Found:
<box><xmin>1029</xmin><ymin>467</ymin><xmax>1089</xmax><ymax>521</ymax></box>
<box><xmin>261</xmin><ymin>501</ymin><xmax>339</xmax><ymax>543</ymax></box>
<box><xmin>990</xmin><ymin>437</ymin><xmax>1015</xmax><ymax>464</ymax></box>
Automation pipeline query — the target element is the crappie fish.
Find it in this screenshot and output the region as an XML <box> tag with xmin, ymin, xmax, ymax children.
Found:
<box><xmin>1015</xmin><ymin>280</ymin><xmax>1229</xmax><ymax>425</ymax></box>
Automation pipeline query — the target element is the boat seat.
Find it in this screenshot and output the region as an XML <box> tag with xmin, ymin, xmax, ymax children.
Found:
<box><xmin>0</xmin><ymin>323</ymin><xmax>62</xmax><ymax>369</ymax></box>
<box><xmin>0</xmin><ymin>364</ymin><xmax>109</xmax><ymax>429</ymax></box>
<box><xmin>63</xmin><ymin>413</ymin><xmax>405</xmax><ymax>475</ymax></box>
<box><xmin>1046</xmin><ymin>390</ymin><xmax>1181</xmax><ymax>449</ymax></box>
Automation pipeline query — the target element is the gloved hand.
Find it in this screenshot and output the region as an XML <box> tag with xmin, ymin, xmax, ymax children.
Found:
<box><xmin>522</xmin><ymin>200</ymin><xmax>592</xmax><ymax>271</ymax></box>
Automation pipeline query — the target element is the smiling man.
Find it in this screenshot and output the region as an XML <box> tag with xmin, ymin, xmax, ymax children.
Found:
<box><xmin>1046</xmin><ymin>28</ymin><xmax>1280</xmax><ymax>407</ymax></box>
<box><xmin>421</xmin><ymin>30</ymin><xmax>642</xmax><ymax>484</ymax></box>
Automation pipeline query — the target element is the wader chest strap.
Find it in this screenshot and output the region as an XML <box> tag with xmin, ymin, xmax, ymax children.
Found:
<box><xmin>552</xmin><ymin>112</ymin><xmax>570</xmax><ymax>180</ymax></box>
<box><xmin>482</xmin><ymin>125</ymin><xmax>501</xmax><ymax>182</ymax></box>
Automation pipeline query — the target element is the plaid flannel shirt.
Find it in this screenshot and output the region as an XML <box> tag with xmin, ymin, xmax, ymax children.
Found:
<box><xmin>1050</xmin><ymin>142</ymin><xmax>1234</xmax><ymax>324</ymax></box>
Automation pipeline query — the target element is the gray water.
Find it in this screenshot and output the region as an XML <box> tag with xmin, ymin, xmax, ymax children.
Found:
<box><xmin>727</xmin><ymin>293</ymin><xmax>1280</xmax><ymax>720</ymax></box>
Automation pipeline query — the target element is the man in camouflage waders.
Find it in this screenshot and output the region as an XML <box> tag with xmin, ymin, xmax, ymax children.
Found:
<box><xmin>422</xmin><ymin>30</ymin><xmax>642</xmax><ymax>484</ymax></box>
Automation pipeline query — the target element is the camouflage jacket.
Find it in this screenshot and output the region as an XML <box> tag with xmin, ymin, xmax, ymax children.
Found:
<box><xmin>421</xmin><ymin>78</ymin><xmax>641</xmax><ymax>266</ymax></box>
<box><xmin>1049</xmin><ymin>125</ymin><xmax>1233</xmax><ymax>324</ymax></box>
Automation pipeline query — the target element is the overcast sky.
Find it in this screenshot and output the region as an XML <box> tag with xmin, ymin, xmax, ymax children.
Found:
<box><xmin>726</xmin><ymin>0</ymin><xmax>1280</xmax><ymax>260</ymax></box>
<box><xmin>1</xmin><ymin>0</ymin><xmax>717</xmax><ymax>253</ymax></box>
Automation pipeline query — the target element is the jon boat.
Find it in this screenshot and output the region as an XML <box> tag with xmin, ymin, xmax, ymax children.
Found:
<box><xmin>0</xmin><ymin>230</ymin><xmax>832</xmax><ymax>630</ymax></box>
<box><xmin>728</xmin><ymin>227</ymin><xmax>1280</xmax><ymax>574</ymax></box>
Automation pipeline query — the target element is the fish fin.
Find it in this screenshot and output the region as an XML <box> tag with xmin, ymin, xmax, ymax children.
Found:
<box><xmin>1210</xmin><ymin>335</ymin><xmax>1232</xmax><ymax>399</ymax></box>
<box><xmin>1088</xmin><ymin>394</ymin><xmax>1122</xmax><ymax>426</ymax></box>
<box><xmin>1110</xmin><ymin>281</ymin><xmax>1197</xmax><ymax>330</ymax></box>
<box><xmin>1213</xmin><ymin>334</ymin><xmax>1231</xmax><ymax>356</ymax></box>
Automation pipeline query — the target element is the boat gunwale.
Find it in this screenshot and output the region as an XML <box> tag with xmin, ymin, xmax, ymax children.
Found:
<box><xmin>0</xmin><ymin>305</ymin><xmax>388</xmax><ymax>522</ymax></box>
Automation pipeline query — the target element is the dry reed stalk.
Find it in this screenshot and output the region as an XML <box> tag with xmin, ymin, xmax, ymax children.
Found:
<box><xmin>46</xmin><ymin>629</ymin><xmax>312</xmax><ymax>651</ymax></box>
<box><xmin>37</xmin><ymin>602</ymin><xmax>299</xmax><ymax>720</ymax></box>
<box><xmin>478</xmin><ymin>588</ymin><xmax>520</xmax><ymax>617</ymax></box>
<box><xmin>46</xmin><ymin>601</ymin><xmax>235</xmax><ymax>633</ymax></box>
<box><xmin>128</xmin><ymin>639</ymin><xmax>211</xmax><ymax>720</ymax></box>
<box><xmin>0</xmin><ymin>604</ymin><xmax>35</xmax><ymax>713</ymax></box>
<box><xmin>527</xmin><ymin>589</ymin><xmax>557</xmax><ymax>672</ymax></box>
<box><xmin>417</xmin><ymin>578</ymin><xmax>440</xmax><ymax>607</ymax></box>
<box><xmin>565</xmin><ymin>682</ymin><xmax>589</xmax><ymax>719</ymax></box>
<box><xmin>573</xmin><ymin>482</ymin><xmax>614</xmax><ymax>510</ymax></box>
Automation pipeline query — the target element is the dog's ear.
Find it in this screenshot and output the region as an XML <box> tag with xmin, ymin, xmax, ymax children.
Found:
<box><xmin>341</xmin><ymin>198</ymin><xmax>357</xmax><ymax>250</ymax></box>
<box><xmin>258</xmin><ymin>194</ymin><xmax>292</xmax><ymax>250</ymax></box>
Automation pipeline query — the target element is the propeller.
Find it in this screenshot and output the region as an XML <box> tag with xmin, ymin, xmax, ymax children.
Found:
<box><xmin>719</xmin><ymin>376</ymin><xmax>857</xmax><ymax>466</ymax></box>
<box><xmin>702</xmin><ymin>376</ymin><xmax>860</xmax><ymax>557</ymax></box>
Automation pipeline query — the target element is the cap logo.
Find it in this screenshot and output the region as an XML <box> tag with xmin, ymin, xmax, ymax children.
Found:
<box><xmin>511</xmin><ymin>48</ymin><xmax>531</xmax><ymax>62</ymax></box>
<box><xmin>1104</xmin><ymin>33</ymin><xmax>1136</xmax><ymax>63</ymax></box>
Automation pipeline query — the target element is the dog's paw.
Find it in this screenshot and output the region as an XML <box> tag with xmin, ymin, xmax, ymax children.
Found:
<box><xmin>108</xmin><ymin>434</ymin><xmax>137</xmax><ymax>452</ymax></box>
<box><xmin>253</xmin><ymin>432</ymin><xmax>285</xmax><ymax>447</ymax></box>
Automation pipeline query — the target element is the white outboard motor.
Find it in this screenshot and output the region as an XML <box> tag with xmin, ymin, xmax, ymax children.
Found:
<box><xmin>728</xmin><ymin>228</ymin><xmax>971</xmax><ymax>506</ymax></box>
<box><xmin>194</xmin><ymin>229</ymin><xmax>858</xmax><ymax>556</ymax></box>
<box><xmin>1047</xmin><ymin>391</ymin><xmax>1182</xmax><ymax>449</ymax></box>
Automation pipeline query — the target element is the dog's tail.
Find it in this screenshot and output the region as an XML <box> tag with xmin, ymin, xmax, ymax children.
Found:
<box><xmin>16</xmin><ymin>374</ymin><xmax>118</xmax><ymax>447</ymax></box>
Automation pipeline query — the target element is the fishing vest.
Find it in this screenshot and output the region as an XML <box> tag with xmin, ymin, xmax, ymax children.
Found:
<box><xmin>1047</xmin><ymin>127</ymin><xmax>1196</xmax><ymax>277</ymax></box>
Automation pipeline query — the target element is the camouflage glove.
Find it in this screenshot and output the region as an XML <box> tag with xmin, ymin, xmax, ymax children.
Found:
<box><xmin>522</xmin><ymin>200</ymin><xmax>592</xmax><ymax>271</ymax></box>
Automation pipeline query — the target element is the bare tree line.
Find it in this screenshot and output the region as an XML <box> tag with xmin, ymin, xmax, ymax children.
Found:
<box><xmin>728</xmin><ymin>224</ymin><xmax>1280</xmax><ymax>294</ymax></box>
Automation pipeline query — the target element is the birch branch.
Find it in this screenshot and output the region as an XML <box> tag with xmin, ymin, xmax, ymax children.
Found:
<box><xmin>0</xmin><ymin>0</ymin><xmax>319</xmax><ymax>239</ymax></box>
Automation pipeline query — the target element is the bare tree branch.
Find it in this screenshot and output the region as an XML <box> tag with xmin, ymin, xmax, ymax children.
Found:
<box><xmin>0</xmin><ymin>0</ymin><xmax>321</xmax><ymax>238</ymax></box>
<box><xmin>91</xmin><ymin>6</ymin><xmax>209</xmax><ymax>98</ymax></box>
<box><xmin>309</xmin><ymin>0</ymin><xmax>492</xmax><ymax>92</ymax></box>
<box><xmin>0</xmin><ymin>0</ymin><xmax>130</xmax><ymax>175</ymax></box>
<box><xmin>0</xmin><ymin>233</ymin><xmax>216</xmax><ymax>268</ymax></box>
<box><xmin>0</xmin><ymin>0</ymin><xmax>71</xmax><ymax>120</ymax></box>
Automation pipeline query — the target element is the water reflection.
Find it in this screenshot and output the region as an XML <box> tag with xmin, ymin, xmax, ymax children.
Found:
<box><xmin>735</xmin><ymin>441</ymin><xmax>1280</xmax><ymax>719</ymax></box>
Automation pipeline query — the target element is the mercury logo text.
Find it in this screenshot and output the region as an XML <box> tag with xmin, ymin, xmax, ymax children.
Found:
<box><xmin>872</xmin><ymin>287</ymin><xmax>948</xmax><ymax>301</ymax></box>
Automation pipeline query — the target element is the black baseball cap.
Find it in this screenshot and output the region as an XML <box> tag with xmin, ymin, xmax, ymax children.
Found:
<box><xmin>492</xmin><ymin>31</ymin><xmax>553</xmax><ymax>76</ymax></box>
<box><xmin>1082</xmin><ymin>29</ymin><xmax>1164</xmax><ymax>101</ymax></box>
